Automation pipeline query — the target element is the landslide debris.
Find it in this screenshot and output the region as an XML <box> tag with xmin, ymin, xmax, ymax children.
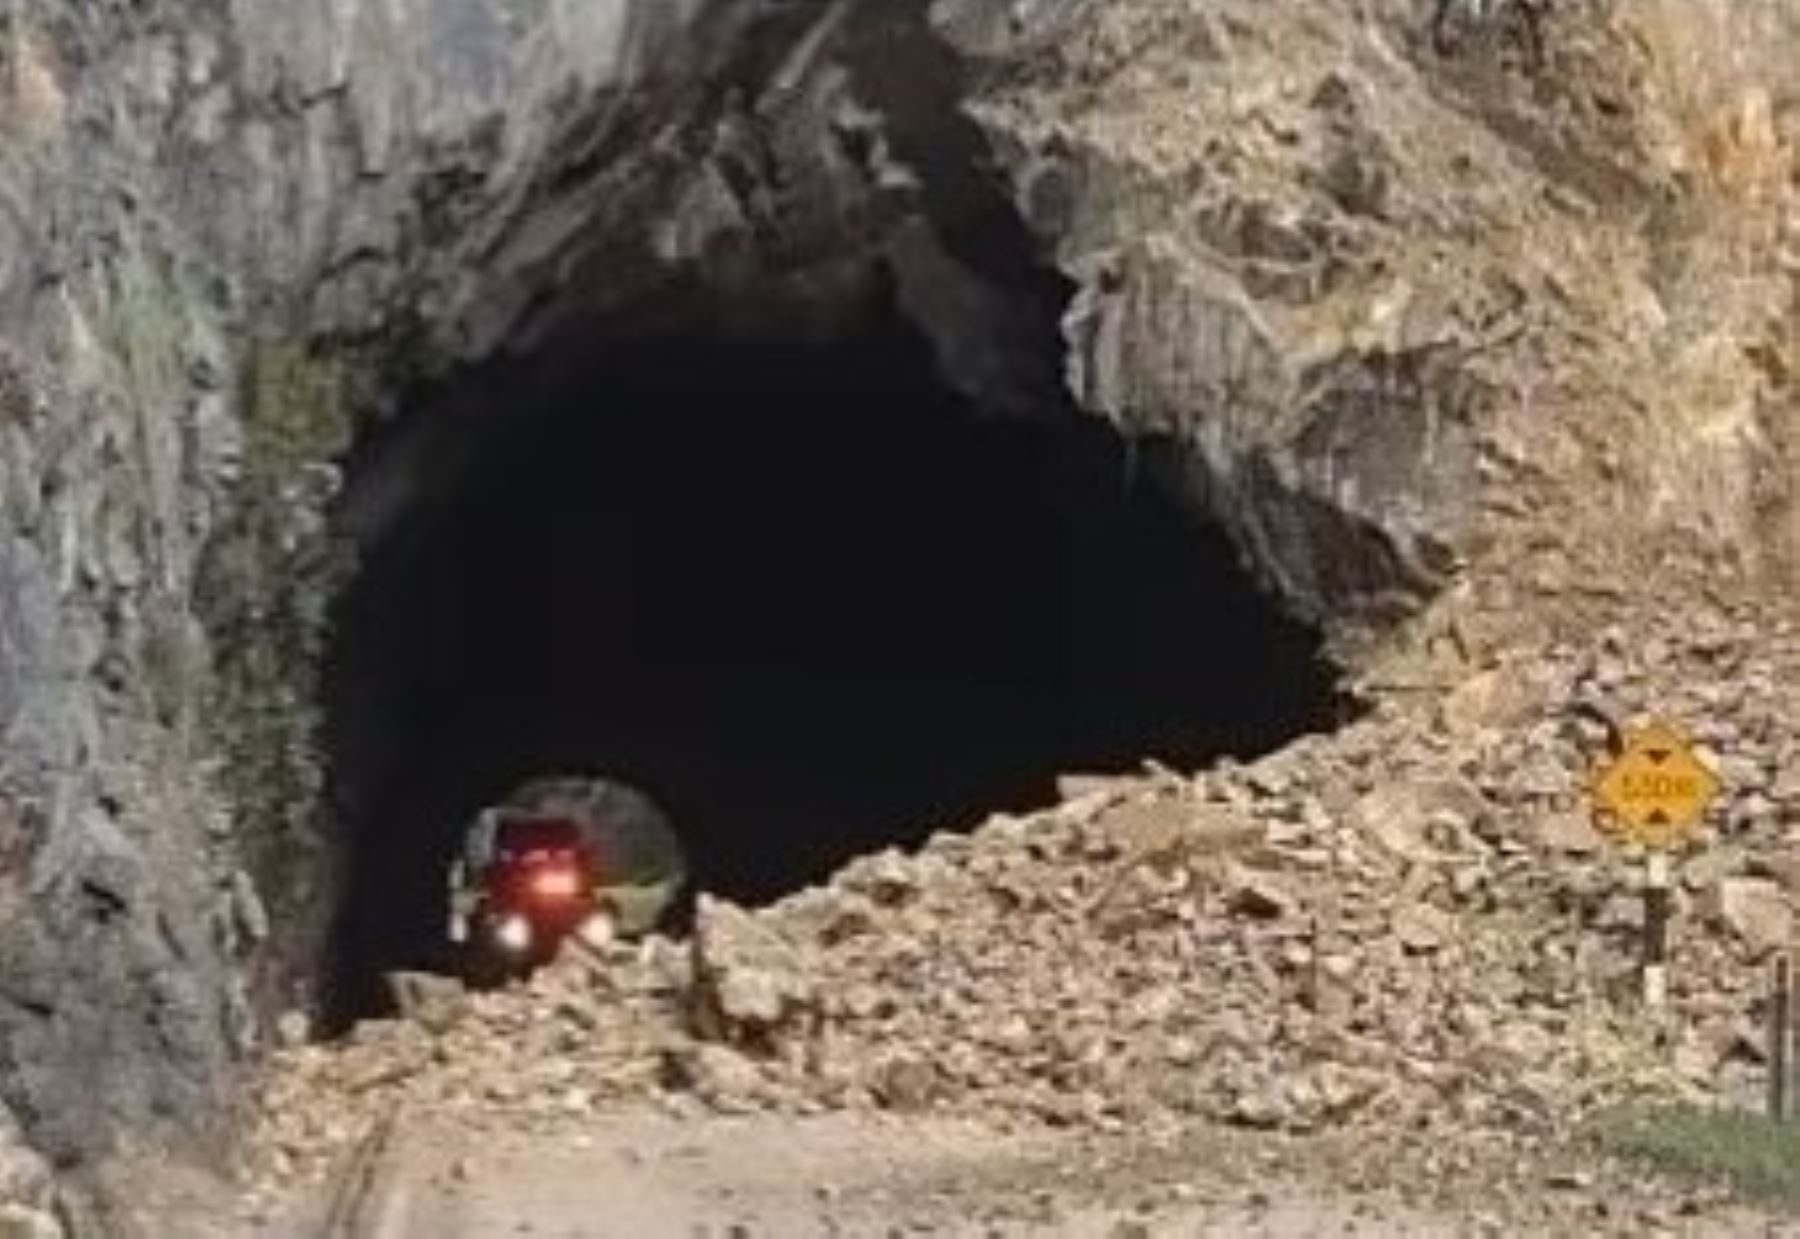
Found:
<box><xmin>246</xmin><ymin>597</ymin><xmax>1800</xmax><ymax>1217</ymax></box>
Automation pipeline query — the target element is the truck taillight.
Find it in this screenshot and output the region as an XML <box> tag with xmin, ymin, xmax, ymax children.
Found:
<box><xmin>528</xmin><ymin>866</ymin><xmax>582</xmax><ymax>900</ymax></box>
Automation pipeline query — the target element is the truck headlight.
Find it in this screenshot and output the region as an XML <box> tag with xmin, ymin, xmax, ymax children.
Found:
<box><xmin>494</xmin><ymin>914</ymin><xmax>533</xmax><ymax>954</ymax></box>
<box><xmin>577</xmin><ymin>911</ymin><xmax>616</xmax><ymax>949</ymax></box>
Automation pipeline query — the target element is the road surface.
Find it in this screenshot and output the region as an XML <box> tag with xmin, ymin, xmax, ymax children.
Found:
<box><xmin>235</xmin><ymin>1107</ymin><xmax>1800</xmax><ymax>1239</ymax></box>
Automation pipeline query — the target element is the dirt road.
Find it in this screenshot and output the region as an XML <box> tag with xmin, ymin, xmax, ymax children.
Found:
<box><xmin>237</xmin><ymin>1106</ymin><xmax>1800</xmax><ymax>1239</ymax></box>
<box><xmin>267</xmin><ymin>1109</ymin><xmax>1445</xmax><ymax>1238</ymax></box>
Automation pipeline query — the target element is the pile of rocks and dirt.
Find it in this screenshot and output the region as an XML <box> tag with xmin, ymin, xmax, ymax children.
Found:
<box><xmin>244</xmin><ymin>599</ymin><xmax>1800</xmax><ymax>1208</ymax></box>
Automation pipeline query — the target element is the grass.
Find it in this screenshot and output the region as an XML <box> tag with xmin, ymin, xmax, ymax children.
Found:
<box><xmin>1589</xmin><ymin>1101</ymin><xmax>1800</xmax><ymax>1211</ymax></box>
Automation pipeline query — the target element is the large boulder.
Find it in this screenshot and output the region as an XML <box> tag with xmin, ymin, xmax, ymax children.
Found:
<box><xmin>1712</xmin><ymin>877</ymin><xmax>1794</xmax><ymax>958</ymax></box>
<box><xmin>689</xmin><ymin>895</ymin><xmax>817</xmax><ymax>1052</ymax></box>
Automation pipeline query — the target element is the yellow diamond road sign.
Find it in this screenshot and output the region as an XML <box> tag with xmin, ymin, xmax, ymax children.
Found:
<box><xmin>1592</xmin><ymin>722</ymin><xmax>1721</xmax><ymax>848</ymax></box>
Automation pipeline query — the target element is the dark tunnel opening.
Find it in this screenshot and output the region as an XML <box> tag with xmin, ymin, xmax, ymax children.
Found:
<box><xmin>318</xmin><ymin>273</ymin><xmax>1353</xmax><ymax>1029</ymax></box>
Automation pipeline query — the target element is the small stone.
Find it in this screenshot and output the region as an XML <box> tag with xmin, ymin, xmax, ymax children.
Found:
<box><xmin>1164</xmin><ymin>1036</ymin><xmax>1200</xmax><ymax>1066</ymax></box>
<box><xmin>854</xmin><ymin>851</ymin><xmax>922</xmax><ymax>906</ymax></box>
<box><xmin>1314</xmin><ymin>1063</ymin><xmax>1378</xmax><ymax>1118</ymax></box>
<box><xmin>669</xmin><ymin>1044</ymin><xmax>766</xmax><ymax>1112</ymax></box>
<box><xmin>716</xmin><ymin>970</ymin><xmax>786</xmax><ymax>1028</ymax></box>
<box><xmin>1772</xmin><ymin>766</ymin><xmax>1800</xmax><ymax>803</ymax></box>
<box><xmin>1714</xmin><ymin>878</ymin><xmax>1792</xmax><ymax>956</ymax></box>
<box><xmin>873</xmin><ymin>1055</ymin><xmax>940</xmax><ymax>1113</ymax></box>
<box><xmin>1392</xmin><ymin>903</ymin><xmax>1454</xmax><ymax>953</ymax></box>
<box><xmin>1682</xmin><ymin>848</ymin><xmax>1740</xmax><ymax>893</ymax></box>
<box><xmin>275</xmin><ymin>1010</ymin><xmax>312</xmax><ymax>1048</ymax></box>
<box><xmin>1437</xmin><ymin>666</ymin><xmax>1542</xmax><ymax>733</ymax></box>
<box><xmin>1537</xmin><ymin>810</ymin><xmax>1602</xmax><ymax>855</ymax></box>
<box><xmin>1223</xmin><ymin>863</ymin><xmax>1296</xmax><ymax>920</ymax></box>
<box><xmin>1749</xmin><ymin>847</ymin><xmax>1800</xmax><ymax>894</ymax></box>
<box><xmin>1246</xmin><ymin>761</ymin><xmax>1294</xmax><ymax>797</ymax></box>
<box><xmin>839</xmin><ymin>983</ymin><xmax>886</xmax><ymax>1020</ymax></box>
<box><xmin>1057</xmin><ymin>772</ymin><xmax>1129</xmax><ymax>803</ymax></box>
<box><xmin>1594</xmin><ymin>894</ymin><xmax>1644</xmax><ymax>931</ymax></box>
<box><xmin>385</xmin><ymin>971</ymin><xmax>466</xmax><ymax>1032</ymax></box>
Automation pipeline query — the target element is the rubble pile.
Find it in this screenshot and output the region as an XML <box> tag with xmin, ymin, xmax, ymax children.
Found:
<box><xmin>248</xmin><ymin>603</ymin><xmax>1800</xmax><ymax>1198</ymax></box>
<box><xmin>0</xmin><ymin>1105</ymin><xmax>61</xmax><ymax>1238</ymax></box>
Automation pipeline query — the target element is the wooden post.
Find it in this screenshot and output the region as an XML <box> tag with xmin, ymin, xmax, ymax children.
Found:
<box><xmin>1771</xmin><ymin>953</ymin><xmax>1793</xmax><ymax>1122</ymax></box>
<box><xmin>1643</xmin><ymin>851</ymin><xmax>1671</xmax><ymax>1010</ymax></box>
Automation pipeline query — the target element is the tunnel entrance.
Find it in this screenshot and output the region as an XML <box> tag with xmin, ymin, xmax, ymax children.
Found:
<box><xmin>319</xmin><ymin>272</ymin><xmax>1350</xmax><ymax>1028</ymax></box>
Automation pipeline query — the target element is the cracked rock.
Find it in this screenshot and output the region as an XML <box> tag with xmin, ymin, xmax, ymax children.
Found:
<box><xmin>1712</xmin><ymin>878</ymin><xmax>1793</xmax><ymax>957</ymax></box>
<box><xmin>691</xmin><ymin>896</ymin><xmax>815</xmax><ymax>1046</ymax></box>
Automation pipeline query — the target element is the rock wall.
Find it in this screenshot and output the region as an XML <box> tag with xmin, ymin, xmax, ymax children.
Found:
<box><xmin>944</xmin><ymin>0</ymin><xmax>1799</xmax><ymax>653</ymax></box>
<box><xmin>0</xmin><ymin>0</ymin><xmax>1793</xmax><ymax>1217</ymax></box>
<box><xmin>0</xmin><ymin>0</ymin><xmax>250</xmax><ymax>1177</ymax></box>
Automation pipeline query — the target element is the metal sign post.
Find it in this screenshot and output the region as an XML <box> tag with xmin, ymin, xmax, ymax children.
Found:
<box><xmin>1591</xmin><ymin>721</ymin><xmax>1721</xmax><ymax>1011</ymax></box>
<box><xmin>1643</xmin><ymin>850</ymin><xmax>1671</xmax><ymax>1010</ymax></box>
<box><xmin>1771</xmin><ymin>953</ymin><xmax>1793</xmax><ymax>1121</ymax></box>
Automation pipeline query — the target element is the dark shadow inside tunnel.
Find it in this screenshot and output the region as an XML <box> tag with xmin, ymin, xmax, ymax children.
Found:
<box><xmin>318</xmin><ymin>271</ymin><xmax>1352</xmax><ymax>1029</ymax></box>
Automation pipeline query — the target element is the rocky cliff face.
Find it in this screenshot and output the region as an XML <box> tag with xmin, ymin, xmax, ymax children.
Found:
<box><xmin>948</xmin><ymin>0</ymin><xmax>1798</xmax><ymax>652</ymax></box>
<box><xmin>0</xmin><ymin>0</ymin><xmax>1793</xmax><ymax>1218</ymax></box>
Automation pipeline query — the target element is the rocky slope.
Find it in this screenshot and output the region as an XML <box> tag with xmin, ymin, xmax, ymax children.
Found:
<box><xmin>0</xmin><ymin>0</ymin><xmax>1794</xmax><ymax>1228</ymax></box>
<box><xmin>241</xmin><ymin>595</ymin><xmax>1800</xmax><ymax>1231</ymax></box>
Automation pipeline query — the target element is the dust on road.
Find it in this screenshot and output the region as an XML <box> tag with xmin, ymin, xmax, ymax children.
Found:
<box><xmin>243</xmin><ymin>1107</ymin><xmax>1800</xmax><ymax>1239</ymax></box>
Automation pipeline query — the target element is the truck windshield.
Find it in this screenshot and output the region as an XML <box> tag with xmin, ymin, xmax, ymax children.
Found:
<box><xmin>494</xmin><ymin>816</ymin><xmax>584</xmax><ymax>860</ymax></box>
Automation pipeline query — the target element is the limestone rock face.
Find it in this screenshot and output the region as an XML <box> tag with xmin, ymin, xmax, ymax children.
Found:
<box><xmin>0</xmin><ymin>0</ymin><xmax>1793</xmax><ymax>1211</ymax></box>
<box><xmin>943</xmin><ymin>0</ymin><xmax>1800</xmax><ymax>639</ymax></box>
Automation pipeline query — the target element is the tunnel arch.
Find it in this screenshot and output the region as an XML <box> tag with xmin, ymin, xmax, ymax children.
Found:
<box><xmin>317</xmin><ymin>256</ymin><xmax>1351</xmax><ymax>1027</ymax></box>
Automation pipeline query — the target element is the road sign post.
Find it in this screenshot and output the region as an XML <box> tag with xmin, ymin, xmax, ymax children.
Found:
<box><xmin>1643</xmin><ymin>850</ymin><xmax>1670</xmax><ymax>1009</ymax></box>
<box><xmin>1771</xmin><ymin>953</ymin><xmax>1793</xmax><ymax>1121</ymax></box>
<box><xmin>1591</xmin><ymin>721</ymin><xmax>1721</xmax><ymax>1011</ymax></box>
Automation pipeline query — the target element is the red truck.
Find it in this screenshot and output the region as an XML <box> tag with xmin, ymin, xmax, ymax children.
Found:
<box><xmin>445</xmin><ymin>777</ymin><xmax>688</xmax><ymax>986</ymax></box>
<box><xmin>448</xmin><ymin>812</ymin><xmax>612</xmax><ymax>986</ymax></box>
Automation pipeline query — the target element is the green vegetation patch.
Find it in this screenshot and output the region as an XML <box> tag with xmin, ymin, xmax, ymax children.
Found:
<box><xmin>242</xmin><ymin>336</ymin><xmax>354</xmax><ymax>479</ymax></box>
<box><xmin>1589</xmin><ymin>1101</ymin><xmax>1800</xmax><ymax>1212</ymax></box>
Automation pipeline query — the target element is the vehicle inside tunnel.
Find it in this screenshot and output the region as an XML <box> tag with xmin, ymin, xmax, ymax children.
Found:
<box><xmin>318</xmin><ymin>268</ymin><xmax>1352</xmax><ymax>1029</ymax></box>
